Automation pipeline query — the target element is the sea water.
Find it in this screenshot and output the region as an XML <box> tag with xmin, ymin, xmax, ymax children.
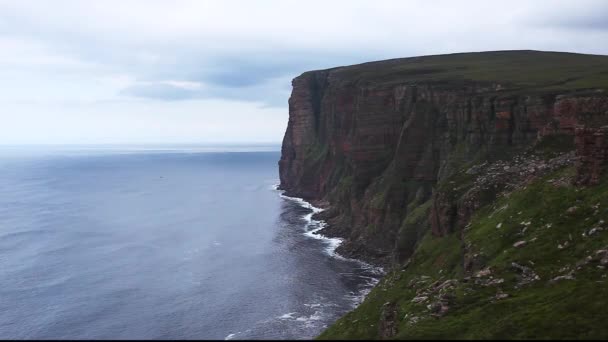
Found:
<box><xmin>0</xmin><ymin>146</ymin><xmax>381</xmax><ymax>340</ymax></box>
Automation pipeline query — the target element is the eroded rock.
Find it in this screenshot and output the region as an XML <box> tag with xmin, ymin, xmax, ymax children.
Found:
<box><xmin>513</xmin><ymin>240</ymin><xmax>527</xmax><ymax>248</ymax></box>
<box><xmin>378</xmin><ymin>302</ymin><xmax>399</xmax><ymax>339</ymax></box>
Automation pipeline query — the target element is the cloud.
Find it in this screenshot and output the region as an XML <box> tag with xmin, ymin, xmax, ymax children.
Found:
<box><xmin>0</xmin><ymin>0</ymin><xmax>607</xmax><ymax>143</ymax></box>
<box><xmin>544</xmin><ymin>11</ymin><xmax>608</xmax><ymax>31</ymax></box>
<box><xmin>518</xmin><ymin>0</ymin><xmax>608</xmax><ymax>31</ymax></box>
<box><xmin>120</xmin><ymin>76</ymin><xmax>292</xmax><ymax>107</ymax></box>
<box><xmin>120</xmin><ymin>81</ymin><xmax>204</xmax><ymax>101</ymax></box>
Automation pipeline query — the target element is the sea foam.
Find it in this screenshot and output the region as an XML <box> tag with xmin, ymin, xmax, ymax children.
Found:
<box><xmin>272</xmin><ymin>181</ymin><xmax>385</xmax><ymax>309</ymax></box>
<box><xmin>273</xmin><ymin>183</ymin><xmax>344</xmax><ymax>258</ymax></box>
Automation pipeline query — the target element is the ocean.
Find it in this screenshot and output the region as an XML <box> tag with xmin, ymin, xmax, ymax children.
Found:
<box><xmin>0</xmin><ymin>146</ymin><xmax>381</xmax><ymax>340</ymax></box>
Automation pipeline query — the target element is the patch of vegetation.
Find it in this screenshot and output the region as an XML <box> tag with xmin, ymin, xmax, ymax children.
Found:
<box><xmin>395</xmin><ymin>200</ymin><xmax>432</xmax><ymax>263</ymax></box>
<box><xmin>331</xmin><ymin>175</ymin><xmax>353</xmax><ymax>200</ymax></box>
<box><xmin>325</xmin><ymin>156</ymin><xmax>350</xmax><ymax>193</ymax></box>
<box><xmin>319</xmin><ymin>230</ymin><xmax>464</xmax><ymax>340</ymax></box>
<box><xmin>370</xmin><ymin>187</ymin><xmax>388</xmax><ymax>209</ymax></box>
<box><xmin>435</xmin><ymin>140</ymin><xmax>492</xmax><ymax>199</ymax></box>
<box><xmin>304</xmin><ymin>141</ymin><xmax>329</xmax><ymax>166</ymax></box>
<box><xmin>533</xmin><ymin>133</ymin><xmax>575</xmax><ymax>158</ymax></box>
<box><xmin>368</xmin><ymin>170</ymin><xmax>431</xmax><ymax>213</ymax></box>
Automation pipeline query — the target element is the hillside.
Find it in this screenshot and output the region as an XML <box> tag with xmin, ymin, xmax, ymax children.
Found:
<box><xmin>278</xmin><ymin>50</ymin><xmax>608</xmax><ymax>339</ymax></box>
<box><xmin>319</xmin><ymin>155</ymin><xmax>608</xmax><ymax>339</ymax></box>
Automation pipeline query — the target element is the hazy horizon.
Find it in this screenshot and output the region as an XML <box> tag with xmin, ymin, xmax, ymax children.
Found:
<box><xmin>0</xmin><ymin>142</ymin><xmax>282</xmax><ymax>147</ymax></box>
<box><xmin>0</xmin><ymin>143</ymin><xmax>283</xmax><ymax>157</ymax></box>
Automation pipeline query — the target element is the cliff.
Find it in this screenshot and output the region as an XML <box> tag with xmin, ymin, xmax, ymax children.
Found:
<box><xmin>279</xmin><ymin>50</ymin><xmax>608</xmax><ymax>339</ymax></box>
<box><xmin>279</xmin><ymin>50</ymin><xmax>608</xmax><ymax>266</ymax></box>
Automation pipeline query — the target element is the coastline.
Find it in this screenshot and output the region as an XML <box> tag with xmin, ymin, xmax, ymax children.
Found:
<box><xmin>223</xmin><ymin>183</ymin><xmax>386</xmax><ymax>341</ymax></box>
<box><xmin>273</xmin><ymin>182</ymin><xmax>385</xmax><ymax>291</ymax></box>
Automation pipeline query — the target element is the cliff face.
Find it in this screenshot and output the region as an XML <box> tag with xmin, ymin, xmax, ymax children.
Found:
<box><xmin>279</xmin><ymin>51</ymin><xmax>608</xmax><ymax>266</ymax></box>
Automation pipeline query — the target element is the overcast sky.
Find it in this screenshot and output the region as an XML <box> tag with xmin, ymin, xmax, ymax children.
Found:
<box><xmin>1</xmin><ymin>0</ymin><xmax>607</xmax><ymax>145</ymax></box>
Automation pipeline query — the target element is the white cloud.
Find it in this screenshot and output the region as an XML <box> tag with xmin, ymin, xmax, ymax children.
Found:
<box><xmin>160</xmin><ymin>81</ymin><xmax>203</xmax><ymax>90</ymax></box>
<box><xmin>0</xmin><ymin>0</ymin><xmax>606</xmax><ymax>144</ymax></box>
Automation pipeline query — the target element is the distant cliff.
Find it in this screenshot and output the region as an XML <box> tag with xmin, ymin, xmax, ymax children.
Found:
<box><xmin>279</xmin><ymin>50</ymin><xmax>608</xmax><ymax>339</ymax></box>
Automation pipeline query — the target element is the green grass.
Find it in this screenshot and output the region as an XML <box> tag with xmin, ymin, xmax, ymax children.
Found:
<box><xmin>395</xmin><ymin>200</ymin><xmax>432</xmax><ymax>262</ymax></box>
<box><xmin>319</xmin><ymin>231</ymin><xmax>464</xmax><ymax>340</ymax></box>
<box><xmin>533</xmin><ymin>134</ymin><xmax>576</xmax><ymax>158</ymax></box>
<box><xmin>319</xmin><ymin>167</ymin><xmax>608</xmax><ymax>340</ymax></box>
<box><xmin>304</xmin><ymin>50</ymin><xmax>608</xmax><ymax>93</ymax></box>
<box><xmin>304</xmin><ymin>141</ymin><xmax>329</xmax><ymax>165</ymax></box>
<box><xmin>466</xmin><ymin>167</ymin><xmax>607</xmax><ymax>282</ymax></box>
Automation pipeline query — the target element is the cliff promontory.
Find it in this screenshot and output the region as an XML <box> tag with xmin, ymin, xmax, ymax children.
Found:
<box><xmin>279</xmin><ymin>50</ymin><xmax>608</xmax><ymax>339</ymax></box>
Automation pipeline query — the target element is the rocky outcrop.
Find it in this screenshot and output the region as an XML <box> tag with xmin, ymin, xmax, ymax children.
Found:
<box><xmin>575</xmin><ymin>125</ymin><xmax>608</xmax><ymax>185</ymax></box>
<box><xmin>431</xmin><ymin>149</ymin><xmax>577</xmax><ymax>237</ymax></box>
<box><xmin>279</xmin><ymin>51</ymin><xmax>608</xmax><ymax>266</ymax></box>
<box><xmin>378</xmin><ymin>302</ymin><xmax>398</xmax><ymax>339</ymax></box>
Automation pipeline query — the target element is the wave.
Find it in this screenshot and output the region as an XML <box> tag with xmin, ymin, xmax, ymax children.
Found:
<box><xmin>0</xmin><ymin>229</ymin><xmax>53</xmax><ymax>241</ymax></box>
<box><xmin>224</xmin><ymin>328</ymin><xmax>254</xmax><ymax>340</ymax></box>
<box><xmin>273</xmin><ymin>182</ymin><xmax>384</xmax><ymax>275</ymax></box>
<box><xmin>272</xmin><ymin>181</ymin><xmax>385</xmax><ymax>309</ymax></box>
<box><xmin>278</xmin><ymin>312</ymin><xmax>297</xmax><ymax>320</ymax></box>
<box><xmin>272</xmin><ymin>183</ymin><xmax>342</xmax><ymax>258</ymax></box>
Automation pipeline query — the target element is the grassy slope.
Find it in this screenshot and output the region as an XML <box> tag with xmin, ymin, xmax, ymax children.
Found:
<box><xmin>314</xmin><ymin>50</ymin><xmax>608</xmax><ymax>92</ymax></box>
<box><xmin>319</xmin><ymin>166</ymin><xmax>608</xmax><ymax>340</ymax></box>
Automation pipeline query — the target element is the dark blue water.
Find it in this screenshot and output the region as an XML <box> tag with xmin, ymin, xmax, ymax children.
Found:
<box><xmin>0</xmin><ymin>147</ymin><xmax>381</xmax><ymax>340</ymax></box>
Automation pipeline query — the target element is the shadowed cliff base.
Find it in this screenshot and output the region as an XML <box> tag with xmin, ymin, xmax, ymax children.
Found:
<box><xmin>278</xmin><ymin>50</ymin><xmax>608</xmax><ymax>339</ymax></box>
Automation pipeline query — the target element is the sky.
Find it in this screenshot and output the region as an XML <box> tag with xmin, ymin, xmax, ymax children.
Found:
<box><xmin>1</xmin><ymin>0</ymin><xmax>607</xmax><ymax>145</ymax></box>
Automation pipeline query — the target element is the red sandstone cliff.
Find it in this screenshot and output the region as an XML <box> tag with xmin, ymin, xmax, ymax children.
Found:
<box><xmin>279</xmin><ymin>51</ymin><xmax>608</xmax><ymax>266</ymax></box>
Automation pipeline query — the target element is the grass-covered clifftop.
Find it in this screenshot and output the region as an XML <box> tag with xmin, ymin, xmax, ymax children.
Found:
<box><xmin>316</xmin><ymin>50</ymin><xmax>608</xmax><ymax>93</ymax></box>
